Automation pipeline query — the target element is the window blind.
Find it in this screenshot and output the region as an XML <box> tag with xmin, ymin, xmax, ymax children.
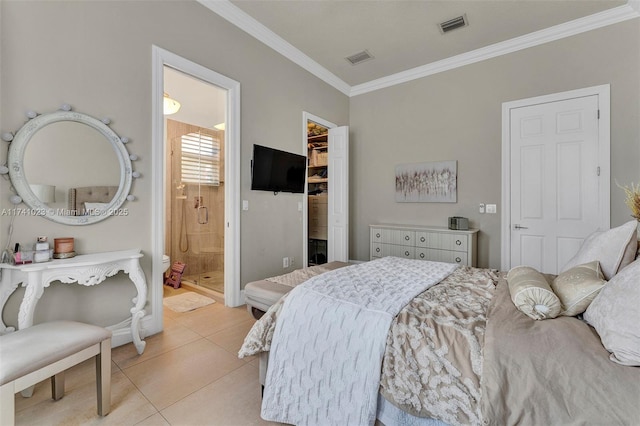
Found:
<box><xmin>181</xmin><ymin>132</ymin><xmax>220</xmax><ymax>186</ymax></box>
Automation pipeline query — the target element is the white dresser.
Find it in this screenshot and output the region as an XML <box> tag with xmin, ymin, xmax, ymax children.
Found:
<box><xmin>370</xmin><ymin>224</ymin><xmax>479</xmax><ymax>267</ymax></box>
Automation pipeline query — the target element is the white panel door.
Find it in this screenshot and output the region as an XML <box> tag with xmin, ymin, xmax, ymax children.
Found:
<box><xmin>327</xmin><ymin>126</ymin><xmax>349</xmax><ymax>262</ymax></box>
<box><xmin>510</xmin><ymin>95</ymin><xmax>602</xmax><ymax>273</ymax></box>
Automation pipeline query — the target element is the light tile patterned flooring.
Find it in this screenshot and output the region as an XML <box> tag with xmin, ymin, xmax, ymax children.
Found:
<box><xmin>13</xmin><ymin>286</ymin><xmax>282</xmax><ymax>425</ymax></box>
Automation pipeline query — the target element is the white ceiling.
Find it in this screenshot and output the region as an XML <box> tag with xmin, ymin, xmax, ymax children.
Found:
<box><xmin>200</xmin><ymin>0</ymin><xmax>638</xmax><ymax>96</ymax></box>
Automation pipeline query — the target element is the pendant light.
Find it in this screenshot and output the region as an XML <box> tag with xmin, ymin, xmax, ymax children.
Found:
<box><xmin>163</xmin><ymin>92</ymin><xmax>181</xmax><ymax>115</ymax></box>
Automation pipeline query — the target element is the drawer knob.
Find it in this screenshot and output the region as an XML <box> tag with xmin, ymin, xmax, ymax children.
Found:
<box><xmin>376</xmin><ymin>233</ymin><xmax>381</xmax><ymax>238</ymax></box>
<box><xmin>455</xmin><ymin>240</ymin><xmax>462</xmax><ymax>246</ymax></box>
<box><xmin>404</xmin><ymin>235</ymin><xmax>410</xmax><ymax>241</ymax></box>
<box><xmin>419</xmin><ymin>253</ymin><xmax>425</xmax><ymax>259</ymax></box>
<box><xmin>376</xmin><ymin>247</ymin><xmax>380</xmax><ymax>253</ymax></box>
<box><xmin>455</xmin><ymin>257</ymin><xmax>462</xmax><ymax>263</ymax></box>
<box><xmin>405</xmin><ymin>251</ymin><xmax>410</xmax><ymax>257</ymax></box>
<box><xmin>420</xmin><ymin>237</ymin><xmax>425</xmax><ymax>242</ymax></box>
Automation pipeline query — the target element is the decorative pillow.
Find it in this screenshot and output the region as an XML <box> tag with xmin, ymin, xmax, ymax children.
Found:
<box><xmin>551</xmin><ymin>261</ymin><xmax>606</xmax><ymax>316</ymax></box>
<box><xmin>507</xmin><ymin>266</ymin><xmax>561</xmax><ymax>320</ymax></box>
<box><xmin>561</xmin><ymin>220</ymin><xmax>638</xmax><ymax>280</ymax></box>
<box><xmin>584</xmin><ymin>259</ymin><xmax>640</xmax><ymax>366</ymax></box>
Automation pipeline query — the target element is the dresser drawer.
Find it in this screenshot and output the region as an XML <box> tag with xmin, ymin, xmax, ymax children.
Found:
<box><xmin>416</xmin><ymin>232</ymin><xmax>468</xmax><ymax>252</ymax></box>
<box><xmin>371</xmin><ymin>228</ymin><xmax>415</xmax><ymax>245</ymax></box>
<box><xmin>309</xmin><ymin>225</ymin><xmax>327</xmax><ymax>240</ymax></box>
<box><xmin>416</xmin><ymin>248</ymin><xmax>467</xmax><ymax>265</ymax></box>
<box><xmin>310</xmin><ymin>214</ymin><xmax>328</xmax><ymax>227</ymax></box>
<box><xmin>371</xmin><ymin>243</ymin><xmax>414</xmax><ymax>259</ymax></box>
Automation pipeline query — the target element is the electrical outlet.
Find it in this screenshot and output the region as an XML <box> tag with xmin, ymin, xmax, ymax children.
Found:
<box><xmin>479</xmin><ymin>203</ymin><xmax>485</xmax><ymax>214</ymax></box>
<box><xmin>486</xmin><ymin>204</ymin><xmax>497</xmax><ymax>214</ymax></box>
<box><xmin>283</xmin><ymin>257</ymin><xmax>289</xmax><ymax>268</ymax></box>
<box><xmin>290</xmin><ymin>256</ymin><xmax>295</xmax><ymax>267</ymax></box>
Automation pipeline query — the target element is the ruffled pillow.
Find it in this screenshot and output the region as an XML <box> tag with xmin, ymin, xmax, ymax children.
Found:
<box><xmin>584</xmin><ymin>259</ymin><xmax>640</xmax><ymax>366</ymax></box>
<box><xmin>507</xmin><ymin>266</ymin><xmax>561</xmax><ymax>320</ymax></box>
<box><xmin>561</xmin><ymin>220</ymin><xmax>637</xmax><ymax>280</ymax></box>
<box><xmin>551</xmin><ymin>261</ymin><xmax>606</xmax><ymax>316</ymax></box>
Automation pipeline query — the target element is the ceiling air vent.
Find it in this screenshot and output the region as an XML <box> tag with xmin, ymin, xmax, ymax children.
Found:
<box><xmin>345</xmin><ymin>50</ymin><xmax>374</xmax><ymax>66</ymax></box>
<box><xmin>439</xmin><ymin>14</ymin><xmax>468</xmax><ymax>34</ymax></box>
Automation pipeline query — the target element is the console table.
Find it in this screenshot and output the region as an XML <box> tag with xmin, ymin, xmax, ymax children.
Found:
<box><xmin>0</xmin><ymin>249</ymin><xmax>147</xmax><ymax>354</ymax></box>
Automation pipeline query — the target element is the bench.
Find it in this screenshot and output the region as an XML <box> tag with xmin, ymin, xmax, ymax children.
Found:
<box><xmin>0</xmin><ymin>320</ymin><xmax>112</xmax><ymax>425</ymax></box>
<box><xmin>244</xmin><ymin>261</ymin><xmax>350</xmax><ymax>319</ymax></box>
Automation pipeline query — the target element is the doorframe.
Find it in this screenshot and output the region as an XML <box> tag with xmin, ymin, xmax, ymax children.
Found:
<box><xmin>302</xmin><ymin>112</ymin><xmax>336</xmax><ymax>267</ymax></box>
<box><xmin>152</xmin><ymin>46</ymin><xmax>242</xmax><ymax>313</ymax></box>
<box><xmin>500</xmin><ymin>84</ymin><xmax>610</xmax><ymax>271</ymax></box>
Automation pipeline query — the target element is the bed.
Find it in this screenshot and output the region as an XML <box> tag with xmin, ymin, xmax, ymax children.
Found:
<box><xmin>239</xmin><ymin>221</ymin><xmax>640</xmax><ymax>425</ymax></box>
<box><xmin>68</xmin><ymin>186</ymin><xmax>118</xmax><ymax>215</ymax></box>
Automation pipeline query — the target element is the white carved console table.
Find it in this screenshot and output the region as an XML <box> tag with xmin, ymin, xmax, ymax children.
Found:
<box><xmin>0</xmin><ymin>249</ymin><xmax>147</xmax><ymax>354</ymax></box>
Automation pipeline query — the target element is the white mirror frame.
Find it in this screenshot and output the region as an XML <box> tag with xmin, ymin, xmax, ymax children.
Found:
<box><xmin>7</xmin><ymin>110</ymin><xmax>133</xmax><ymax>225</ymax></box>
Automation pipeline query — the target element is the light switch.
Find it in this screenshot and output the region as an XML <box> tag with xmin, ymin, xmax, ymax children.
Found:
<box><xmin>486</xmin><ymin>204</ymin><xmax>497</xmax><ymax>214</ymax></box>
<box><xmin>298</xmin><ymin>201</ymin><xmax>303</xmax><ymax>212</ymax></box>
<box><xmin>242</xmin><ymin>200</ymin><xmax>249</xmax><ymax>211</ymax></box>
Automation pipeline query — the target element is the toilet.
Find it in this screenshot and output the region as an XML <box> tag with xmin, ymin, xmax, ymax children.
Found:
<box><xmin>162</xmin><ymin>255</ymin><xmax>171</xmax><ymax>273</ymax></box>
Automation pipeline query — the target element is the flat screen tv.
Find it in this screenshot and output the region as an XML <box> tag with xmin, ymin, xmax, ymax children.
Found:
<box><xmin>251</xmin><ymin>144</ymin><xmax>306</xmax><ymax>194</ymax></box>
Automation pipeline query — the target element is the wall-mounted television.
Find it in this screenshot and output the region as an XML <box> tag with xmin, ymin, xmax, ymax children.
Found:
<box><xmin>251</xmin><ymin>144</ymin><xmax>306</xmax><ymax>194</ymax></box>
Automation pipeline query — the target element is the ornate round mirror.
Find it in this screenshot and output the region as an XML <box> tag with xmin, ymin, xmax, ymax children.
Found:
<box><xmin>7</xmin><ymin>110</ymin><xmax>133</xmax><ymax>225</ymax></box>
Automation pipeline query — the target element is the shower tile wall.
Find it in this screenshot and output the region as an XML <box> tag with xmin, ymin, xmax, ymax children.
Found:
<box><xmin>166</xmin><ymin>119</ymin><xmax>225</xmax><ymax>280</ymax></box>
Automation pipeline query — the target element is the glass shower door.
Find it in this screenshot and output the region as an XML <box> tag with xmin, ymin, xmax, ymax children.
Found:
<box><xmin>167</xmin><ymin>120</ymin><xmax>225</xmax><ymax>294</ymax></box>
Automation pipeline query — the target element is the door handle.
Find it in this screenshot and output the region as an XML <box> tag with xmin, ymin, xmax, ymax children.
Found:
<box><xmin>198</xmin><ymin>206</ymin><xmax>209</xmax><ymax>224</ymax></box>
<box><xmin>514</xmin><ymin>224</ymin><xmax>528</xmax><ymax>230</ymax></box>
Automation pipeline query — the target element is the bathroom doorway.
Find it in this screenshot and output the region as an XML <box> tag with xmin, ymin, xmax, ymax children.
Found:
<box><xmin>164</xmin><ymin>67</ymin><xmax>226</xmax><ymax>295</ymax></box>
<box><xmin>152</xmin><ymin>46</ymin><xmax>241</xmax><ymax>314</ymax></box>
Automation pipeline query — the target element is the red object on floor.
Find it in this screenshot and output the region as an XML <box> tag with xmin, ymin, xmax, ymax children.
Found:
<box><xmin>164</xmin><ymin>262</ymin><xmax>186</xmax><ymax>289</ymax></box>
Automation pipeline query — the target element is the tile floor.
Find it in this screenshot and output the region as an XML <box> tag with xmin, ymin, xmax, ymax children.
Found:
<box><xmin>13</xmin><ymin>287</ymin><xmax>282</xmax><ymax>425</ymax></box>
<box><xmin>182</xmin><ymin>270</ymin><xmax>225</xmax><ymax>294</ymax></box>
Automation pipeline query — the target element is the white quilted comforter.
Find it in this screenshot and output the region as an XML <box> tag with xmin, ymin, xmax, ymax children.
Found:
<box><xmin>261</xmin><ymin>257</ymin><xmax>458</xmax><ymax>425</ymax></box>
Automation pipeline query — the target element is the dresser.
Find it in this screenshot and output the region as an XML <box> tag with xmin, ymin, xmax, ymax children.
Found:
<box><xmin>308</xmin><ymin>195</ymin><xmax>328</xmax><ymax>240</ymax></box>
<box><xmin>370</xmin><ymin>224</ymin><xmax>479</xmax><ymax>266</ymax></box>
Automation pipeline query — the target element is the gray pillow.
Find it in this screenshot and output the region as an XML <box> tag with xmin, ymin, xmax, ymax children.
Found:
<box><xmin>507</xmin><ymin>266</ymin><xmax>561</xmax><ymax>320</ymax></box>
<box><xmin>584</xmin><ymin>259</ymin><xmax>640</xmax><ymax>366</ymax></box>
<box><xmin>561</xmin><ymin>220</ymin><xmax>637</xmax><ymax>280</ymax></box>
<box><xmin>551</xmin><ymin>261</ymin><xmax>606</xmax><ymax>316</ymax></box>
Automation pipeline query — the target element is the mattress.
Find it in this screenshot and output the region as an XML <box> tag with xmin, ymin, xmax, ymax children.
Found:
<box><xmin>244</xmin><ymin>261</ymin><xmax>349</xmax><ymax>317</ymax></box>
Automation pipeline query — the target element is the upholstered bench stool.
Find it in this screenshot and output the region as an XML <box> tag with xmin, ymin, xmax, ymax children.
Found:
<box><xmin>0</xmin><ymin>320</ymin><xmax>112</xmax><ymax>425</ymax></box>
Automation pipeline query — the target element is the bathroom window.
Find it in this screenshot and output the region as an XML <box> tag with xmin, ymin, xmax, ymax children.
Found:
<box><xmin>181</xmin><ymin>132</ymin><xmax>220</xmax><ymax>185</ymax></box>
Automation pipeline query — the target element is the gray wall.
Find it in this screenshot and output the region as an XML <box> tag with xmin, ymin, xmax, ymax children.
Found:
<box><xmin>0</xmin><ymin>1</ymin><xmax>349</xmax><ymax>328</ymax></box>
<box><xmin>349</xmin><ymin>19</ymin><xmax>640</xmax><ymax>269</ymax></box>
<box><xmin>0</xmin><ymin>1</ymin><xmax>637</xmax><ymax>329</ymax></box>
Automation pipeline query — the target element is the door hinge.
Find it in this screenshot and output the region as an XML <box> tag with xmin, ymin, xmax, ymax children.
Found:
<box><xmin>597</xmin><ymin>110</ymin><xmax>600</xmax><ymax>119</ymax></box>
<box><xmin>597</xmin><ymin>166</ymin><xmax>600</xmax><ymax>176</ymax></box>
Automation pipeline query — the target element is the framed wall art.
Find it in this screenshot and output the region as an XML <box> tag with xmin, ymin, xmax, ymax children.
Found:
<box><xmin>395</xmin><ymin>160</ymin><xmax>457</xmax><ymax>203</ymax></box>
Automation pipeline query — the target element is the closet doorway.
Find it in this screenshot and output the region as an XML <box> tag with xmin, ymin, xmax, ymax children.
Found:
<box><xmin>302</xmin><ymin>112</ymin><xmax>349</xmax><ymax>266</ymax></box>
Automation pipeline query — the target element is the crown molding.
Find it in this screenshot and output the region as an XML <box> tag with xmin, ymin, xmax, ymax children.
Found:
<box><xmin>351</xmin><ymin>3</ymin><xmax>640</xmax><ymax>96</ymax></box>
<box><xmin>199</xmin><ymin>0</ymin><xmax>639</xmax><ymax>98</ymax></box>
<box><xmin>197</xmin><ymin>0</ymin><xmax>351</xmax><ymax>96</ymax></box>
